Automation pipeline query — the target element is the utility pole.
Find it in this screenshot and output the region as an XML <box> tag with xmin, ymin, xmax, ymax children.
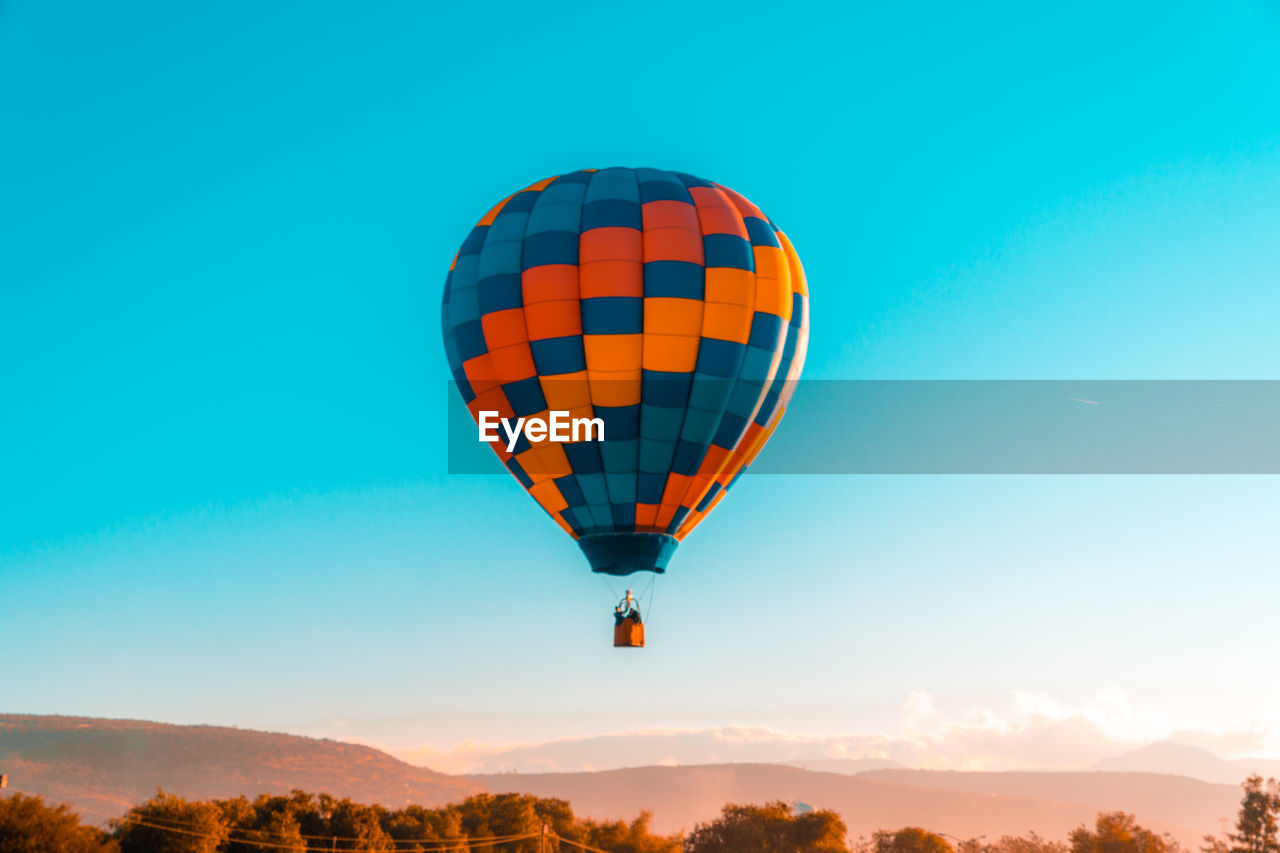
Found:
<box><xmin>540</xmin><ymin>822</ymin><xmax>547</xmax><ymax>853</ymax></box>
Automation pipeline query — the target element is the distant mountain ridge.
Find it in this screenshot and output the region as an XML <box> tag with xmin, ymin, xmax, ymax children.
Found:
<box><xmin>395</xmin><ymin>726</ymin><xmax>913</xmax><ymax>775</ymax></box>
<box><xmin>0</xmin><ymin>714</ymin><xmax>479</xmax><ymax>820</ymax></box>
<box><xmin>1089</xmin><ymin>741</ymin><xmax>1280</xmax><ymax>784</ymax></box>
<box><xmin>783</xmin><ymin>758</ymin><xmax>906</xmax><ymax>774</ymax></box>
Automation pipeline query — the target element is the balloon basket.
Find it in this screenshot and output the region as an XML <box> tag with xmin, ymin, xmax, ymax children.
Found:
<box><xmin>613</xmin><ymin>621</ymin><xmax>645</xmax><ymax>648</ymax></box>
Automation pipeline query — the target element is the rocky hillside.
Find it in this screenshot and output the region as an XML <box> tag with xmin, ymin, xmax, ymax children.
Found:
<box><xmin>0</xmin><ymin>714</ymin><xmax>480</xmax><ymax>821</ymax></box>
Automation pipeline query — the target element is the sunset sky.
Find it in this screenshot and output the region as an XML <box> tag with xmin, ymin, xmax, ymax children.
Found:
<box><xmin>4</xmin><ymin>0</ymin><xmax>1280</xmax><ymax>773</ymax></box>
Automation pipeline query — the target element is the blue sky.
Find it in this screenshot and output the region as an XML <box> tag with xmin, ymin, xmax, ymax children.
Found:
<box><xmin>4</xmin><ymin>0</ymin><xmax>1280</xmax><ymax>768</ymax></box>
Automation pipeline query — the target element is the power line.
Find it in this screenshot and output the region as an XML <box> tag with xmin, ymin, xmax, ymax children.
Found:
<box><xmin>91</xmin><ymin>803</ymin><xmax>536</xmax><ymax>847</ymax></box>
<box><xmin>115</xmin><ymin>814</ymin><xmax>542</xmax><ymax>851</ymax></box>
<box><xmin>114</xmin><ymin>815</ymin><xmax>291</xmax><ymax>850</ymax></box>
<box><xmin>548</xmin><ymin>834</ymin><xmax>622</xmax><ymax>853</ymax></box>
<box><xmin>12</xmin><ymin>785</ymin><xmax>644</xmax><ymax>852</ymax></box>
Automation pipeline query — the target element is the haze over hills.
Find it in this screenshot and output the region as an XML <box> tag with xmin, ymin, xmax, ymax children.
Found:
<box><xmin>394</xmin><ymin>723</ymin><xmax>1272</xmax><ymax>783</ymax></box>
<box><xmin>0</xmin><ymin>714</ymin><xmax>1261</xmax><ymax>845</ymax></box>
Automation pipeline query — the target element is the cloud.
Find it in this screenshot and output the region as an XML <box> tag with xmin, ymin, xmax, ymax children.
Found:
<box><xmin>391</xmin><ymin>688</ymin><xmax>1279</xmax><ymax>775</ymax></box>
<box><xmin>1166</xmin><ymin>725</ymin><xmax>1272</xmax><ymax>757</ymax></box>
<box><xmin>902</xmin><ymin>691</ymin><xmax>942</xmax><ymax>734</ymax></box>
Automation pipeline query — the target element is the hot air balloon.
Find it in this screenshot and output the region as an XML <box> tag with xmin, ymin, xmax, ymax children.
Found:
<box><xmin>442</xmin><ymin>168</ymin><xmax>808</xmax><ymax>643</ymax></box>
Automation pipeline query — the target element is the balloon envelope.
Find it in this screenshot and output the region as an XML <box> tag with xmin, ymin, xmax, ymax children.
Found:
<box><xmin>442</xmin><ymin>168</ymin><xmax>809</xmax><ymax>574</ymax></box>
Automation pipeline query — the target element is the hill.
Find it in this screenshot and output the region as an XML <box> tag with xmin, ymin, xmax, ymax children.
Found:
<box><xmin>393</xmin><ymin>726</ymin><xmax>910</xmax><ymax>775</ymax></box>
<box><xmin>1089</xmin><ymin>741</ymin><xmax>1280</xmax><ymax>784</ymax></box>
<box><xmin>469</xmin><ymin>763</ymin><xmax>1240</xmax><ymax>846</ymax></box>
<box><xmin>0</xmin><ymin>714</ymin><xmax>480</xmax><ymax>821</ymax></box>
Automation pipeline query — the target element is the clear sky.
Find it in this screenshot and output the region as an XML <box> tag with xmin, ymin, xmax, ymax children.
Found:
<box><xmin>4</xmin><ymin>0</ymin><xmax>1280</xmax><ymax>770</ymax></box>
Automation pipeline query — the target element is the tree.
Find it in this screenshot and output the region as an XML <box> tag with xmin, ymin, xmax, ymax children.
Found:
<box><xmin>319</xmin><ymin>797</ymin><xmax>394</xmax><ymax>852</ymax></box>
<box><xmin>1230</xmin><ymin>776</ymin><xmax>1280</xmax><ymax>853</ymax></box>
<box><xmin>0</xmin><ymin>793</ymin><xmax>116</xmax><ymax>853</ymax></box>
<box><xmin>685</xmin><ymin>801</ymin><xmax>849</xmax><ymax>853</ymax></box>
<box><xmin>1068</xmin><ymin>812</ymin><xmax>1180</xmax><ymax>853</ymax></box>
<box><xmin>114</xmin><ymin>790</ymin><xmax>228</xmax><ymax>853</ymax></box>
<box><xmin>581</xmin><ymin>811</ymin><xmax>682</xmax><ymax>853</ymax></box>
<box><xmin>871</xmin><ymin>828</ymin><xmax>955</xmax><ymax>853</ymax></box>
<box><xmin>445</xmin><ymin>792</ymin><xmax>543</xmax><ymax>853</ymax></box>
<box><xmin>986</xmin><ymin>832</ymin><xmax>1069</xmax><ymax>853</ymax></box>
<box><xmin>1204</xmin><ymin>837</ymin><xmax>1231</xmax><ymax>853</ymax></box>
<box><xmin>216</xmin><ymin>795</ymin><xmax>306</xmax><ymax>853</ymax></box>
<box><xmin>386</xmin><ymin>803</ymin><xmax>468</xmax><ymax>852</ymax></box>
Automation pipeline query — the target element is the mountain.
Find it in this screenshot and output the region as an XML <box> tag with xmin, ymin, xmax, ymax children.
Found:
<box><xmin>395</xmin><ymin>726</ymin><xmax>913</xmax><ymax>775</ymax></box>
<box><xmin>1090</xmin><ymin>742</ymin><xmax>1280</xmax><ymax>785</ymax></box>
<box><xmin>783</xmin><ymin>758</ymin><xmax>906</xmax><ymax>774</ymax></box>
<box><xmin>0</xmin><ymin>714</ymin><xmax>480</xmax><ymax>822</ymax></box>
<box><xmin>470</xmin><ymin>763</ymin><xmax>1240</xmax><ymax>846</ymax></box>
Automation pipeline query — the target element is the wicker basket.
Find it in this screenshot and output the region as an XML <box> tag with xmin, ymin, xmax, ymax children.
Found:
<box><xmin>613</xmin><ymin>620</ymin><xmax>645</xmax><ymax>648</ymax></box>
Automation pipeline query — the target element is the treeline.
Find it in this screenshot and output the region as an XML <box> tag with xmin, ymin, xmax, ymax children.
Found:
<box><xmin>0</xmin><ymin>774</ymin><xmax>1277</xmax><ymax>853</ymax></box>
<box><xmin>1</xmin><ymin>790</ymin><xmax>678</xmax><ymax>853</ymax></box>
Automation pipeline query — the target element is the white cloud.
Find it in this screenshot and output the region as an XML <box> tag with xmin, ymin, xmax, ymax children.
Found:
<box><xmin>902</xmin><ymin>691</ymin><xmax>942</xmax><ymax>735</ymax></box>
